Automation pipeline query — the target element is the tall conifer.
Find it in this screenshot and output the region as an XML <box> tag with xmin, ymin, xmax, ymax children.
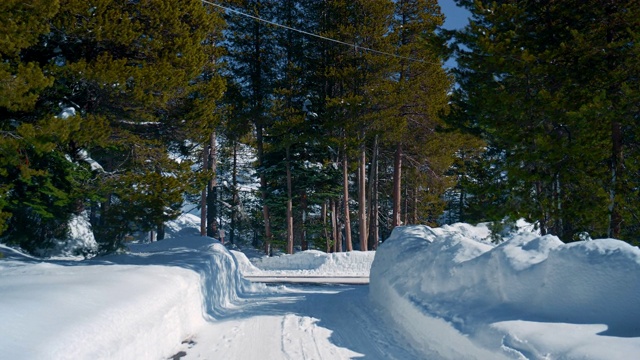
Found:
<box><xmin>451</xmin><ymin>0</ymin><xmax>640</xmax><ymax>242</ymax></box>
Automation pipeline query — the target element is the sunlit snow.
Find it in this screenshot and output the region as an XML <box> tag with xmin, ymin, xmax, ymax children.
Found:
<box><xmin>1</xmin><ymin>218</ymin><xmax>639</xmax><ymax>359</ymax></box>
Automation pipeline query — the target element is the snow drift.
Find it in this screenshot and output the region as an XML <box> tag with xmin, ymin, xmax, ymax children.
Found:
<box><xmin>243</xmin><ymin>249</ymin><xmax>374</xmax><ymax>276</ymax></box>
<box><xmin>0</xmin><ymin>236</ymin><xmax>260</xmax><ymax>360</ymax></box>
<box><xmin>370</xmin><ymin>224</ymin><xmax>640</xmax><ymax>359</ymax></box>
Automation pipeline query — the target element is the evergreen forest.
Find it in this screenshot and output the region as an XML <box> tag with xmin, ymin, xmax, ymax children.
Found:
<box><xmin>1</xmin><ymin>0</ymin><xmax>638</xmax><ymax>255</ymax></box>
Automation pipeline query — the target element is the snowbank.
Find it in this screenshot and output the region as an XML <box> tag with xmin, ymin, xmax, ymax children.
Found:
<box><xmin>246</xmin><ymin>249</ymin><xmax>375</xmax><ymax>276</ymax></box>
<box><xmin>370</xmin><ymin>224</ymin><xmax>640</xmax><ymax>359</ymax></box>
<box><xmin>0</xmin><ymin>236</ymin><xmax>262</xmax><ymax>360</ymax></box>
<box><xmin>163</xmin><ymin>213</ymin><xmax>202</xmax><ymax>238</ymax></box>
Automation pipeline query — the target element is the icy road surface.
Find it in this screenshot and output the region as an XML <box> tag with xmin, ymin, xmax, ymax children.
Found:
<box><xmin>178</xmin><ymin>284</ymin><xmax>422</xmax><ymax>360</ymax></box>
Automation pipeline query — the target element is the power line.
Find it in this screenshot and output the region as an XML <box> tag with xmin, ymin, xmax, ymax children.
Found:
<box><xmin>201</xmin><ymin>0</ymin><xmax>435</xmax><ymax>64</ymax></box>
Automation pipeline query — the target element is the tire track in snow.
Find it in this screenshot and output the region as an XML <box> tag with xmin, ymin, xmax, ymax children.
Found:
<box><xmin>181</xmin><ymin>284</ymin><xmax>424</xmax><ymax>359</ymax></box>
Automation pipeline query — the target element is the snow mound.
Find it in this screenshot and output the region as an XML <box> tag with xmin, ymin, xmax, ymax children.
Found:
<box><xmin>121</xmin><ymin>236</ymin><xmax>262</xmax><ymax>316</ymax></box>
<box><xmin>249</xmin><ymin>249</ymin><xmax>374</xmax><ymax>276</ymax></box>
<box><xmin>371</xmin><ymin>224</ymin><xmax>640</xmax><ymax>359</ymax></box>
<box><xmin>163</xmin><ymin>213</ymin><xmax>202</xmax><ymax>238</ymax></box>
<box><xmin>230</xmin><ymin>249</ymin><xmax>263</xmax><ymax>275</ymax></box>
<box><xmin>0</xmin><ymin>236</ymin><xmax>263</xmax><ymax>360</ymax></box>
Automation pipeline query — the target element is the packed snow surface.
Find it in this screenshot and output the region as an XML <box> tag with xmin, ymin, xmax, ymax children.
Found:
<box><xmin>234</xmin><ymin>248</ymin><xmax>374</xmax><ymax>277</ymax></box>
<box><xmin>1</xmin><ymin>219</ymin><xmax>639</xmax><ymax>359</ymax></box>
<box><xmin>371</xmin><ymin>223</ymin><xmax>640</xmax><ymax>359</ymax></box>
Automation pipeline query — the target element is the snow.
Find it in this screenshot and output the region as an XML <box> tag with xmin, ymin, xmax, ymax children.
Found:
<box><xmin>238</xmin><ymin>249</ymin><xmax>374</xmax><ymax>277</ymax></box>
<box><xmin>0</xmin><ymin>236</ymin><xmax>262</xmax><ymax>360</ymax></box>
<box><xmin>371</xmin><ymin>223</ymin><xmax>640</xmax><ymax>359</ymax></box>
<box><xmin>36</xmin><ymin>213</ymin><xmax>99</xmax><ymax>259</ymax></box>
<box><xmin>1</xmin><ymin>219</ymin><xmax>639</xmax><ymax>359</ymax></box>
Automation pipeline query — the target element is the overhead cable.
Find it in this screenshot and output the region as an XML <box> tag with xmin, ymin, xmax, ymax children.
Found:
<box><xmin>201</xmin><ymin>0</ymin><xmax>437</xmax><ymax>64</ymax></box>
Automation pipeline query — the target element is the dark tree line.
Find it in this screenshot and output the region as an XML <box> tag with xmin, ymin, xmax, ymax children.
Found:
<box><xmin>449</xmin><ymin>0</ymin><xmax>640</xmax><ymax>244</ymax></box>
<box><xmin>2</xmin><ymin>0</ymin><xmax>636</xmax><ymax>256</ymax></box>
<box><xmin>214</xmin><ymin>0</ymin><xmax>455</xmax><ymax>254</ymax></box>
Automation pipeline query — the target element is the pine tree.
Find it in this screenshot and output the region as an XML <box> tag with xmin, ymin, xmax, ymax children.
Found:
<box><xmin>1</xmin><ymin>0</ymin><xmax>226</xmax><ymax>253</ymax></box>
<box><xmin>376</xmin><ymin>0</ymin><xmax>452</xmax><ymax>229</ymax></box>
<box><xmin>222</xmin><ymin>0</ymin><xmax>279</xmax><ymax>253</ymax></box>
<box><xmin>451</xmin><ymin>0</ymin><xmax>640</xmax><ymax>242</ymax></box>
<box><xmin>0</xmin><ymin>0</ymin><xmax>76</xmax><ymax>251</ymax></box>
<box><xmin>322</xmin><ymin>0</ymin><xmax>396</xmax><ymax>251</ymax></box>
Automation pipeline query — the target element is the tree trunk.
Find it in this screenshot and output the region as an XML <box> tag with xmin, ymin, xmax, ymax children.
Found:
<box><xmin>331</xmin><ymin>199</ymin><xmax>338</xmax><ymax>252</ymax></box>
<box><xmin>413</xmin><ymin>188</ymin><xmax>418</xmax><ymax>224</ymax></box>
<box><xmin>300</xmin><ymin>192</ymin><xmax>309</xmax><ymax>251</ymax></box>
<box><xmin>286</xmin><ymin>146</ymin><xmax>294</xmax><ymax>254</ymax></box>
<box><xmin>392</xmin><ymin>143</ymin><xmax>403</xmax><ymax>227</ymax></box>
<box><xmin>337</xmin><ymin>197</ymin><xmax>343</xmax><ymax>252</ymax></box>
<box><xmin>606</xmin><ymin>2</ymin><xmax>623</xmax><ymax>239</ymax></box>
<box><xmin>609</xmin><ymin>120</ymin><xmax>623</xmax><ymax>238</ymax></box>
<box><xmin>404</xmin><ymin>185</ymin><xmax>409</xmax><ymax>225</ymax></box>
<box><xmin>257</xmin><ymin>124</ymin><xmax>272</xmax><ymax>254</ymax></box>
<box><xmin>358</xmin><ymin>144</ymin><xmax>367</xmax><ymax>251</ymax></box>
<box><xmin>458</xmin><ymin>185</ymin><xmax>465</xmax><ymax>223</ymax></box>
<box><xmin>368</xmin><ymin>137</ymin><xmax>378</xmax><ymax>250</ymax></box>
<box><xmin>200</xmin><ymin>144</ymin><xmax>208</xmax><ymax>236</ymax></box>
<box><xmin>535</xmin><ymin>180</ymin><xmax>548</xmax><ymax>236</ymax></box>
<box><xmin>231</xmin><ymin>141</ymin><xmax>240</xmax><ymax>244</ymax></box>
<box><xmin>343</xmin><ymin>150</ymin><xmax>353</xmax><ymax>251</ymax></box>
<box><xmin>207</xmin><ymin>132</ymin><xmax>218</xmax><ymax>238</ymax></box>
<box><xmin>322</xmin><ymin>201</ymin><xmax>330</xmax><ymax>253</ymax></box>
<box><xmin>156</xmin><ymin>223</ymin><xmax>165</xmax><ymax>241</ymax></box>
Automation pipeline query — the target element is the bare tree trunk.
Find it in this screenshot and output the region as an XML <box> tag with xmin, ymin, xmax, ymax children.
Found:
<box><xmin>605</xmin><ymin>3</ymin><xmax>623</xmax><ymax>239</ymax></box>
<box><xmin>286</xmin><ymin>146</ymin><xmax>294</xmax><ymax>254</ymax></box>
<box><xmin>458</xmin><ymin>185</ymin><xmax>465</xmax><ymax>223</ymax></box>
<box><xmin>404</xmin><ymin>185</ymin><xmax>409</xmax><ymax>225</ymax></box>
<box><xmin>343</xmin><ymin>150</ymin><xmax>353</xmax><ymax>251</ymax></box>
<box><xmin>358</xmin><ymin>145</ymin><xmax>367</xmax><ymax>251</ymax></box>
<box><xmin>157</xmin><ymin>223</ymin><xmax>165</xmax><ymax>241</ymax></box>
<box><xmin>609</xmin><ymin>120</ymin><xmax>623</xmax><ymax>238</ymax></box>
<box><xmin>230</xmin><ymin>141</ymin><xmax>239</xmax><ymax>244</ymax></box>
<box><xmin>392</xmin><ymin>143</ymin><xmax>402</xmax><ymax>227</ymax></box>
<box><xmin>301</xmin><ymin>193</ymin><xmax>309</xmax><ymax>251</ymax></box>
<box><xmin>331</xmin><ymin>199</ymin><xmax>338</xmax><ymax>252</ymax></box>
<box><xmin>322</xmin><ymin>201</ymin><xmax>329</xmax><ymax>253</ymax></box>
<box><xmin>413</xmin><ymin>187</ymin><xmax>418</xmax><ymax>225</ymax></box>
<box><xmin>535</xmin><ymin>181</ymin><xmax>548</xmax><ymax>236</ymax></box>
<box><xmin>372</xmin><ymin>174</ymin><xmax>379</xmax><ymax>250</ymax></box>
<box><xmin>257</xmin><ymin>125</ymin><xmax>272</xmax><ymax>254</ymax></box>
<box><xmin>201</xmin><ymin>144</ymin><xmax>209</xmax><ymax>236</ymax></box>
<box><xmin>337</xmin><ymin>199</ymin><xmax>344</xmax><ymax>252</ymax></box>
<box><xmin>367</xmin><ymin>136</ymin><xmax>378</xmax><ymax>250</ymax></box>
<box><xmin>207</xmin><ymin>132</ymin><xmax>218</xmax><ymax>238</ymax></box>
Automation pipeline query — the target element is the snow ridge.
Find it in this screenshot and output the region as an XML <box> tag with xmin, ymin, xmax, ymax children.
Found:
<box><xmin>371</xmin><ymin>224</ymin><xmax>640</xmax><ymax>359</ymax></box>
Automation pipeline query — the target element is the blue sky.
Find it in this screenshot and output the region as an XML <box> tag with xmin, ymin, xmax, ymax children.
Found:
<box><xmin>438</xmin><ymin>0</ymin><xmax>471</xmax><ymax>30</ymax></box>
<box><xmin>438</xmin><ymin>0</ymin><xmax>471</xmax><ymax>69</ymax></box>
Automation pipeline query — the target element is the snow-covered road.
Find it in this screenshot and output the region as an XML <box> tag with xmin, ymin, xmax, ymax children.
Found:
<box><xmin>3</xmin><ymin>223</ymin><xmax>639</xmax><ymax>359</ymax></box>
<box><xmin>178</xmin><ymin>284</ymin><xmax>422</xmax><ymax>360</ymax></box>
<box><xmin>243</xmin><ymin>275</ymin><xmax>369</xmax><ymax>284</ymax></box>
